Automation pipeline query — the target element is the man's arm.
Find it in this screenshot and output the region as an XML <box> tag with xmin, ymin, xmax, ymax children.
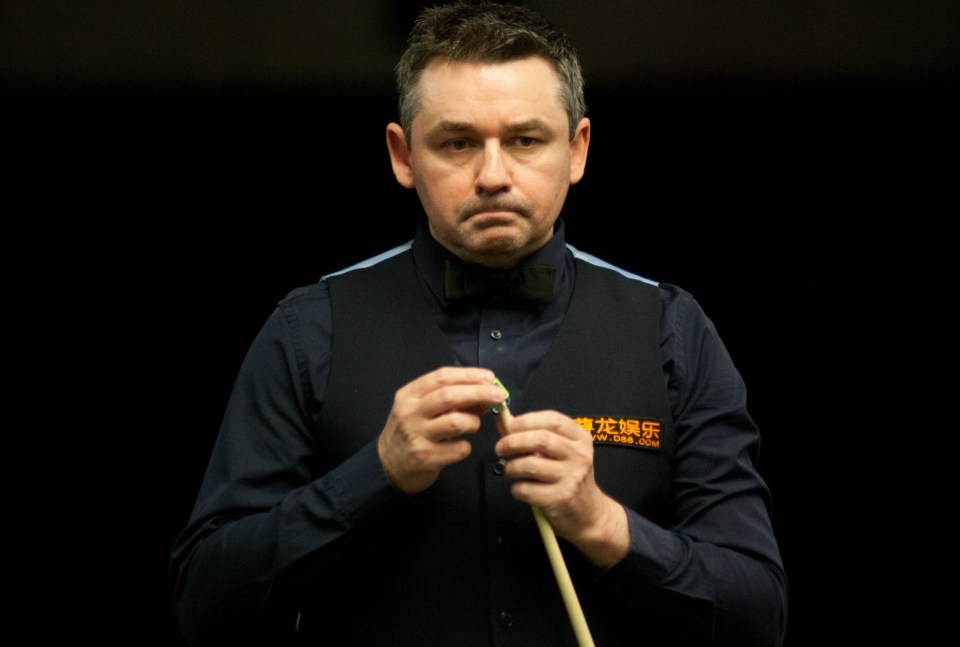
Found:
<box><xmin>169</xmin><ymin>288</ymin><xmax>391</xmax><ymax>644</ymax></box>
<box><xmin>169</xmin><ymin>285</ymin><xmax>507</xmax><ymax>645</ymax></box>
<box><xmin>495</xmin><ymin>287</ymin><xmax>787</xmax><ymax>646</ymax></box>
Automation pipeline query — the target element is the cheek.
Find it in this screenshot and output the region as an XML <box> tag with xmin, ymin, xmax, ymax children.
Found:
<box><xmin>413</xmin><ymin>171</ymin><xmax>464</xmax><ymax>220</ymax></box>
<box><xmin>522</xmin><ymin>165</ymin><xmax>570</xmax><ymax>204</ymax></box>
<box><xmin>418</xmin><ymin>167</ymin><xmax>473</xmax><ymax>204</ymax></box>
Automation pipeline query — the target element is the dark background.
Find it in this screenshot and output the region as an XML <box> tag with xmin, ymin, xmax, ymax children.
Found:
<box><xmin>5</xmin><ymin>1</ymin><xmax>958</xmax><ymax>645</ymax></box>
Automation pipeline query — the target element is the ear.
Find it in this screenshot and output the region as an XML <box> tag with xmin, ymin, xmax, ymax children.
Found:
<box><xmin>568</xmin><ymin>117</ymin><xmax>591</xmax><ymax>185</ymax></box>
<box><xmin>386</xmin><ymin>123</ymin><xmax>415</xmax><ymax>189</ymax></box>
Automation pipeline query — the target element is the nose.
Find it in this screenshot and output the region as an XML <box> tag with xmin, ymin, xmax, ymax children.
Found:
<box><xmin>475</xmin><ymin>140</ymin><xmax>510</xmax><ymax>193</ymax></box>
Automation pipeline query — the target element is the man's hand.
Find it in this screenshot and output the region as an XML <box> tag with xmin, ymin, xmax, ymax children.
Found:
<box><xmin>378</xmin><ymin>367</ymin><xmax>505</xmax><ymax>494</ymax></box>
<box><xmin>495</xmin><ymin>411</ymin><xmax>630</xmax><ymax>568</ymax></box>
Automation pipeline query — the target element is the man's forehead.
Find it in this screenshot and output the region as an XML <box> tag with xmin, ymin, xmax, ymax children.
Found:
<box><xmin>405</xmin><ymin>55</ymin><xmax>573</xmax><ymax>143</ymax></box>
<box><xmin>414</xmin><ymin>56</ymin><xmax>565</xmax><ymax>120</ymax></box>
<box><xmin>418</xmin><ymin>55</ymin><xmax>561</xmax><ymax>88</ymax></box>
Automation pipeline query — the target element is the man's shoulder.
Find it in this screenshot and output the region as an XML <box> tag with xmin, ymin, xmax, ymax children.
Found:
<box><xmin>567</xmin><ymin>245</ymin><xmax>693</xmax><ymax>308</ymax></box>
<box><xmin>279</xmin><ymin>241</ymin><xmax>416</xmax><ymax>306</ymax></box>
<box><xmin>322</xmin><ymin>241</ymin><xmax>415</xmax><ymax>283</ymax></box>
<box><xmin>568</xmin><ymin>244</ymin><xmax>658</xmax><ymax>287</ymax></box>
<box><xmin>280</xmin><ymin>281</ymin><xmax>329</xmax><ymax>305</ymax></box>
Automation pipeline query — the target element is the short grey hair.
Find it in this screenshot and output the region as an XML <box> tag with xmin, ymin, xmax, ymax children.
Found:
<box><xmin>395</xmin><ymin>1</ymin><xmax>586</xmax><ymax>142</ymax></box>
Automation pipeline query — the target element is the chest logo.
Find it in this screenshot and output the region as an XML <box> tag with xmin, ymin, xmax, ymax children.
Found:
<box><xmin>573</xmin><ymin>416</ymin><xmax>662</xmax><ymax>451</ymax></box>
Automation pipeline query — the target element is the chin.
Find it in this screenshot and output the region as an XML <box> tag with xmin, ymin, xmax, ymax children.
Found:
<box><xmin>461</xmin><ymin>234</ymin><xmax>532</xmax><ymax>267</ymax></box>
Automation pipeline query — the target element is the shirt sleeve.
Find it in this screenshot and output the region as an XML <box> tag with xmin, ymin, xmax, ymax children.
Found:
<box><xmin>168</xmin><ymin>282</ymin><xmax>409</xmax><ymax>645</ymax></box>
<box><xmin>594</xmin><ymin>285</ymin><xmax>788</xmax><ymax>646</ymax></box>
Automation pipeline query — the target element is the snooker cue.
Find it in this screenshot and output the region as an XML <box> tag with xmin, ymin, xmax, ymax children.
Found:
<box><xmin>497</xmin><ymin>402</ymin><xmax>596</xmax><ymax>647</ymax></box>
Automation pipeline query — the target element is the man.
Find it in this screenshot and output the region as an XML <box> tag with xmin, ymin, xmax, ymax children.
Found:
<box><xmin>170</xmin><ymin>2</ymin><xmax>788</xmax><ymax>646</ymax></box>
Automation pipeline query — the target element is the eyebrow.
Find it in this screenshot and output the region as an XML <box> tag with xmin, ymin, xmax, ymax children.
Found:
<box><xmin>506</xmin><ymin>119</ymin><xmax>554</xmax><ymax>134</ymax></box>
<box><xmin>426</xmin><ymin>119</ymin><xmax>556</xmax><ymax>138</ymax></box>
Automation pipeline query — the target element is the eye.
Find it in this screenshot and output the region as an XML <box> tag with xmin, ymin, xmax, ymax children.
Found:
<box><xmin>514</xmin><ymin>136</ymin><xmax>538</xmax><ymax>148</ymax></box>
<box><xmin>443</xmin><ymin>138</ymin><xmax>470</xmax><ymax>152</ymax></box>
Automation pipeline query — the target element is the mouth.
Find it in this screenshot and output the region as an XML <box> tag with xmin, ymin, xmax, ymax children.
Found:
<box><xmin>470</xmin><ymin>210</ymin><xmax>518</xmax><ymax>218</ymax></box>
<box><xmin>464</xmin><ymin>212</ymin><xmax>523</xmax><ymax>230</ymax></box>
<box><xmin>460</xmin><ymin>202</ymin><xmax>529</xmax><ymax>222</ymax></box>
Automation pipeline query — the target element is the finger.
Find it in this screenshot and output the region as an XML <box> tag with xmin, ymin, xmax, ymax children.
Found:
<box><xmin>402</xmin><ymin>366</ymin><xmax>497</xmax><ymax>399</ymax></box>
<box><xmin>420</xmin><ymin>407</ymin><xmax>486</xmax><ymax>442</ymax></box>
<box><xmin>394</xmin><ymin>367</ymin><xmax>502</xmax><ymax>421</ymax></box>
<box><xmin>391</xmin><ymin>368</ymin><xmax>500</xmax><ymax>431</ymax></box>
<box><xmin>496</xmin><ymin>416</ymin><xmax>595</xmax><ymax>470</ymax></box>
<box><xmin>502</xmin><ymin>410</ymin><xmax>586</xmax><ymax>440</ymax></box>
<box><xmin>418</xmin><ymin>382</ymin><xmax>506</xmax><ymax>421</ymax></box>
<box><xmin>496</xmin><ymin>427</ymin><xmax>567</xmax><ymax>460</ymax></box>
<box><xmin>501</xmin><ymin>452</ymin><xmax>565</xmax><ymax>484</ymax></box>
<box><xmin>419</xmin><ymin>437</ymin><xmax>474</xmax><ymax>467</ymax></box>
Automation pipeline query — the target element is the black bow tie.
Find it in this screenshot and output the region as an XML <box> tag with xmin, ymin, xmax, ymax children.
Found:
<box><xmin>443</xmin><ymin>260</ymin><xmax>556</xmax><ymax>303</ymax></box>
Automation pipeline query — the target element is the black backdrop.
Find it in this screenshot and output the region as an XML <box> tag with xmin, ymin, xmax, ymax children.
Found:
<box><xmin>6</xmin><ymin>63</ymin><xmax>958</xmax><ymax>646</ymax></box>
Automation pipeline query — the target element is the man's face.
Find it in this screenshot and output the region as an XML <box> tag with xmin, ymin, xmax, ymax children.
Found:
<box><xmin>387</xmin><ymin>56</ymin><xmax>590</xmax><ymax>268</ymax></box>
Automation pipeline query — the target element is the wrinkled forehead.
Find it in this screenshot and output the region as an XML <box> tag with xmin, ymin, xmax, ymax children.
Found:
<box><xmin>415</xmin><ymin>56</ymin><xmax>566</xmax><ymax>116</ymax></box>
<box><xmin>418</xmin><ymin>53</ymin><xmax>562</xmax><ymax>86</ymax></box>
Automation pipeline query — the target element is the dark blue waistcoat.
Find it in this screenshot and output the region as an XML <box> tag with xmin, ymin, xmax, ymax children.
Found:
<box><xmin>278</xmin><ymin>250</ymin><xmax>675</xmax><ymax>647</ymax></box>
